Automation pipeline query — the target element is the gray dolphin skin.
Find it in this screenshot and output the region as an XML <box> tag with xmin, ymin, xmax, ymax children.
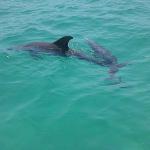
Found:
<box><xmin>86</xmin><ymin>39</ymin><xmax>127</xmax><ymax>77</ymax></box>
<box><xmin>17</xmin><ymin>36</ymin><xmax>73</xmax><ymax>56</ymax></box>
<box><xmin>12</xmin><ymin>36</ymin><xmax>105</xmax><ymax>66</ymax></box>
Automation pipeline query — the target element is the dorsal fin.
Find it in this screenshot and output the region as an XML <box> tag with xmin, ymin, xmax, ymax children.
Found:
<box><xmin>53</xmin><ymin>36</ymin><xmax>73</xmax><ymax>52</ymax></box>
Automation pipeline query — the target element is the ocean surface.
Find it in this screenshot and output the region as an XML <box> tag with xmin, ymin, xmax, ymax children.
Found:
<box><xmin>0</xmin><ymin>0</ymin><xmax>150</xmax><ymax>150</ymax></box>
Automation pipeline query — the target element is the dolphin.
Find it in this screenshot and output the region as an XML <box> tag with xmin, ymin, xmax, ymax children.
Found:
<box><xmin>14</xmin><ymin>36</ymin><xmax>73</xmax><ymax>57</ymax></box>
<box><xmin>86</xmin><ymin>39</ymin><xmax>127</xmax><ymax>77</ymax></box>
<box><xmin>9</xmin><ymin>36</ymin><xmax>105</xmax><ymax>66</ymax></box>
<box><xmin>9</xmin><ymin>36</ymin><xmax>127</xmax><ymax>81</ymax></box>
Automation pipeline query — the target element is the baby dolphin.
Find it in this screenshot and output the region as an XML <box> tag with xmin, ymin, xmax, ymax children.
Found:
<box><xmin>86</xmin><ymin>39</ymin><xmax>127</xmax><ymax>77</ymax></box>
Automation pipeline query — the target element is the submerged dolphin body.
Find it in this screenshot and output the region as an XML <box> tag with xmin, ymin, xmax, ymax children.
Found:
<box><xmin>86</xmin><ymin>39</ymin><xmax>127</xmax><ymax>77</ymax></box>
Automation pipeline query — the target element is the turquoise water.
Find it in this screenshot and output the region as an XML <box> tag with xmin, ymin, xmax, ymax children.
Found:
<box><xmin>0</xmin><ymin>0</ymin><xmax>150</xmax><ymax>149</ymax></box>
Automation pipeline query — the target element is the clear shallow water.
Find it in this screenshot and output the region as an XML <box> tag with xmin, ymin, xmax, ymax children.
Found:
<box><xmin>0</xmin><ymin>0</ymin><xmax>150</xmax><ymax>149</ymax></box>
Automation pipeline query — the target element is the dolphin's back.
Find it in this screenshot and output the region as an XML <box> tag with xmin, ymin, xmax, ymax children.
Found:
<box><xmin>23</xmin><ymin>42</ymin><xmax>58</xmax><ymax>51</ymax></box>
<box><xmin>11</xmin><ymin>36</ymin><xmax>74</xmax><ymax>56</ymax></box>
